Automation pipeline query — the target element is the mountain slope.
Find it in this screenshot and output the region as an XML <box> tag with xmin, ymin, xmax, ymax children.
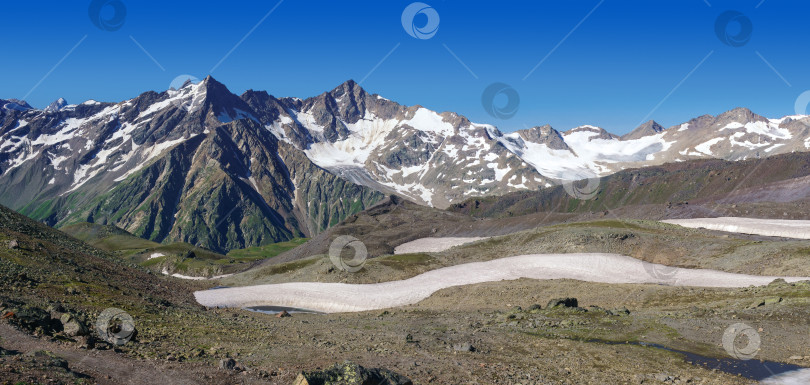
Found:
<box><xmin>449</xmin><ymin>151</ymin><xmax>810</xmax><ymax>220</ymax></box>
<box><xmin>242</xmin><ymin>81</ymin><xmax>810</xmax><ymax>208</ymax></box>
<box><xmin>3</xmin><ymin>78</ymin><xmax>810</xmax><ymax>251</ymax></box>
<box><xmin>0</xmin><ymin>77</ymin><xmax>383</xmax><ymax>253</ymax></box>
<box><xmin>242</xmin><ymin>80</ymin><xmax>550</xmax><ymax>208</ymax></box>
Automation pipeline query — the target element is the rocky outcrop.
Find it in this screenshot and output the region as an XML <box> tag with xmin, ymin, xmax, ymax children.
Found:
<box><xmin>293</xmin><ymin>361</ymin><xmax>412</xmax><ymax>385</ymax></box>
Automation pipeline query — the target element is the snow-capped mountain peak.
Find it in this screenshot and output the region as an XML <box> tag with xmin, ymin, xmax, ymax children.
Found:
<box><xmin>3</xmin><ymin>78</ymin><xmax>810</xmax><ymax>215</ymax></box>
<box><xmin>44</xmin><ymin>97</ymin><xmax>68</xmax><ymax>113</ymax></box>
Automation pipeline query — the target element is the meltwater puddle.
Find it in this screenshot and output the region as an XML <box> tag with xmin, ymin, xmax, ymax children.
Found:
<box><xmin>245</xmin><ymin>305</ymin><xmax>325</xmax><ymax>315</ymax></box>
<box><xmin>590</xmin><ymin>339</ymin><xmax>806</xmax><ymax>381</ymax></box>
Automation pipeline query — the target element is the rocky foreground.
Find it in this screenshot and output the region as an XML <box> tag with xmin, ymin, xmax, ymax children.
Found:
<box><xmin>2</xmin><ymin>202</ymin><xmax>810</xmax><ymax>384</ymax></box>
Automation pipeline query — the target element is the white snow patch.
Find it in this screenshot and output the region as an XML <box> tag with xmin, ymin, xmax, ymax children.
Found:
<box><xmin>303</xmin><ymin>110</ymin><xmax>399</xmax><ymax>168</ymax></box>
<box><xmin>162</xmin><ymin>268</ymin><xmax>233</xmax><ymax>280</ymax></box>
<box><xmin>394</xmin><ymin>237</ymin><xmax>489</xmax><ymax>254</ymax></box>
<box><xmin>761</xmin><ymin>368</ymin><xmax>810</xmax><ymax>385</ymax></box>
<box><xmin>694</xmin><ymin>137</ymin><xmax>725</xmax><ymax>155</ymax></box>
<box><xmin>401</xmin><ymin>108</ymin><xmax>455</xmax><ymax>137</ymax></box>
<box><xmin>765</xmin><ymin>143</ymin><xmax>785</xmax><ymax>153</ymax></box>
<box><xmin>148</xmin><ymin>253</ymin><xmax>165</xmax><ymax>260</ymax></box>
<box><xmin>662</xmin><ymin>217</ymin><xmax>810</xmax><ymax>239</ymax></box>
<box><xmin>193</xmin><ymin>253</ymin><xmax>810</xmax><ymax>313</ymax></box>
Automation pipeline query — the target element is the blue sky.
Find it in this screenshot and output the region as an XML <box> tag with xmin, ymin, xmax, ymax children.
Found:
<box><xmin>2</xmin><ymin>0</ymin><xmax>809</xmax><ymax>134</ymax></box>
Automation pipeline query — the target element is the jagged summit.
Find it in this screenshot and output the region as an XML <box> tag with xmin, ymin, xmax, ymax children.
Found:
<box><xmin>621</xmin><ymin>120</ymin><xmax>665</xmax><ymax>141</ymax></box>
<box><xmin>512</xmin><ymin>125</ymin><xmax>569</xmax><ymax>151</ymax></box>
<box><xmin>1</xmin><ymin>98</ymin><xmax>33</xmax><ymax>111</ymax></box>
<box><xmin>2</xmin><ymin>78</ymin><xmax>810</xmax><ymax>254</ymax></box>
<box><xmin>716</xmin><ymin>107</ymin><xmax>767</xmax><ymax>125</ymax></box>
<box><xmin>44</xmin><ymin>97</ymin><xmax>67</xmax><ymax>112</ymax></box>
<box><xmin>565</xmin><ymin>125</ymin><xmax>618</xmax><ymax>141</ymax></box>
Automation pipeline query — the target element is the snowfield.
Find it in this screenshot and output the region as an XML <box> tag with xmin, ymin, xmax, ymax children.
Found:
<box><xmin>193</xmin><ymin>253</ymin><xmax>810</xmax><ymax>313</ymax></box>
<box><xmin>762</xmin><ymin>368</ymin><xmax>810</xmax><ymax>385</ymax></box>
<box><xmin>662</xmin><ymin>217</ymin><xmax>810</xmax><ymax>239</ymax></box>
<box><xmin>394</xmin><ymin>237</ymin><xmax>488</xmax><ymax>254</ymax></box>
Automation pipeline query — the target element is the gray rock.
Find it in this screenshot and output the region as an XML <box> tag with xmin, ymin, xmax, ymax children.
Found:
<box><xmin>219</xmin><ymin>358</ymin><xmax>237</xmax><ymax>370</ymax></box>
<box><xmin>453</xmin><ymin>342</ymin><xmax>475</xmax><ymax>352</ymax></box>
<box><xmin>546</xmin><ymin>298</ymin><xmax>578</xmax><ymax>309</ymax></box>
<box><xmin>609</xmin><ymin>307</ymin><xmax>631</xmax><ymax>316</ymax></box>
<box><xmin>60</xmin><ymin>313</ymin><xmax>88</xmax><ymax>337</ymax></box>
<box><xmin>293</xmin><ymin>360</ymin><xmax>412</xmax><ymax>385</ymax></box>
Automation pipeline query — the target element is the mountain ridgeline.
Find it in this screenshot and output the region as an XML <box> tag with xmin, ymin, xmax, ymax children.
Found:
<box><xmin>0</xmin><ymin>78</ymin><xmax>383</xmax><ymax>253</ymax></box>
<box><xmin>2</xmin><ymin>76</ymin><xmax>810</xmax><ymax>252</ymax></box>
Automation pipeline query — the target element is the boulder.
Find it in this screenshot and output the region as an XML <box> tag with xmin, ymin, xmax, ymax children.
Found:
<box><xmin>546</xmin><ymin>298</ymin><xmax>578</xmax><ymax>309</ymax></box>
<box><xmin>10</xmin><ymin>305</ymin><xmax>61</xmax><ymax>335</ymax></box>
<box><xmin>609</xmin><ymin>307</ymin><xmax>631</xmax><ymax>316</ymax></box>
<box><xmin>219</xmin><ymin>358</ymin><xmax>237</xmax><ymax>370</ymax></box>
<box><xmin>293</xmin><ymin>361</ymin><xmax>413</xmax><ymax>385</ymax></box>
<box><xmin>453</xmin><ymin>342</ymin><xmax>475</xmax><ymax>352</ymax></box>
<box><xmin>747</xmin><ymin>297</ymin><xmax>783</xmax><ymax>309</ymax></box>
<box><xmin>60</xmin><ymin>313</ymin><xmax>89</xmax><ymax>337</ymax></box>
<box><xmin>277</xmin><ymin>310</ymin><xmax>292</xmax><ymax>318</ymax></box>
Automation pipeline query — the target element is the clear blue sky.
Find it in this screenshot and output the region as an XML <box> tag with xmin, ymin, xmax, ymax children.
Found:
<box><xmin>2</xmin><ymin>0</ymin><xmax>809</xmax><ymax>134</ymax></box>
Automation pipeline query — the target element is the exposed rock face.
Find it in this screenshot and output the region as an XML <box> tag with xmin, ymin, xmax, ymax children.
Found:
<box><xmin>242</xmin><ymin>79</ymin><xmax>549</xmax><ymax>208</ymax></box>
<box><xmin>621</xmin><ymin>120</ymin><xmax>664</xmax><ymax>141</ymax></box>
<box><xmin>0</xmin><ymin>77</ymin><xmax>383</xmax><ymax>253</ymax></box>
<box><xmin>513</xmin><ymin>124</ymin><xmax>569</xmax><ymax>150</ymax></box>
<box><xmin>44</xmin><ymin>98</ymin><xmax>68</xmax><ymax>113</ymax></box>
<box><xmin>293</xmin><ymin>361</ymin><xmax>413</xmax><ymax>385</ymax></box>
<box><xmin>3</xmin><ymin>78</ymin><xmax>810</xmax><ymax>249</ymax></box>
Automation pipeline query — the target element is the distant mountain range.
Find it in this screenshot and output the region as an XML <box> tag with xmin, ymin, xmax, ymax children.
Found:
<box><xmin>2</xmin><ymin>76</ymin><xmax>809</xmax><ymax>251</ymax></box>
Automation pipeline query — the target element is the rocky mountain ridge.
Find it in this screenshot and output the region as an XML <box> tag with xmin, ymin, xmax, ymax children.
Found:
<box><xmin>2</xmin><ymin>77</ymin><xmax>809</xmax><ymax>251</ymax></box>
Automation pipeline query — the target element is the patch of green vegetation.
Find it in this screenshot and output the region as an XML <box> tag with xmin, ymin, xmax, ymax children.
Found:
<box><xmin>92</xmin><ymin>235</ymin><xmax>162</xmax><ymax>251</ymax></box>
<box><xmin>151</xmin><ymin>242</ymin><xmax>224</xmax><ymax>260</ymax></box>
<box><xmin>140</xmin><ymin>255</ymin><xmax>167</xmax><ymax>267</ymax></box>
<box><xmin>226</xmin><ymin>238</ymin><xmax>308</xmax><ymax>260</ymax></box>
<box><xmin>259</xmin><ymin>258</ymin><xmax>319</xmax><ymax>277</ymax></box>
<box><xmin>552</xmin><ymin>219</ymin><xmax>649</xmax><ymax>231</ymax></box>
<box><xmin>374</xmin><ymin>253</ymin><xmax>435</xmax><ymax>270</ymax></box>
<box><xmin>25</xmin><ymin>199</ymin><xmax>56</xmax><ymax>221</ymax></box>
